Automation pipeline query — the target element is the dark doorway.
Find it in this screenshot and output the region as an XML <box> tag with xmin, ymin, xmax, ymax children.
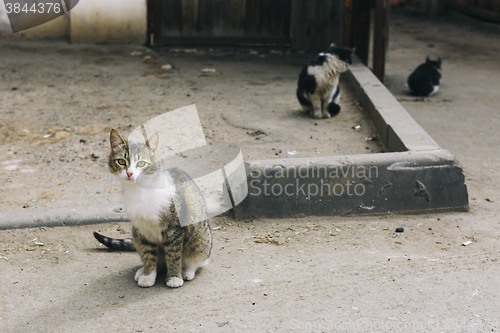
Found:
<box><xmin>149</xmin><ymin>0</ymin><xmax>292</xmax><ymax>46</ymax></box>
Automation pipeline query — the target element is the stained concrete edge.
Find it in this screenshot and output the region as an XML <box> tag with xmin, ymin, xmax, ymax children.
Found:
<box><xmin>232</xmin><ymin>149</ymin><xmax>468</xmax><ymax>219</ymax></box>
<box><xmin>0</xmin><ymin>205</ymin><xmax>129</xmax><ymax>230</ymax></box>
<box><xmin>345</xmin><ymin>56</ymin><xmax>442</xmax><ymax>152</ymax></box>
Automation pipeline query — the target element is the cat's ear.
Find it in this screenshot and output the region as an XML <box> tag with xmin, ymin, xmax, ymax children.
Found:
<box><xmin>425</xmin><ymin>56</ymin><xmax>430</xmax><ymax>63</ymax></box>
<box><xmin>110</xmin><ymin>129</ymin><xmax>126</xmax><ymax>150</ymax></box>
<box><xmin>146</xmin><ymin>133</ymin><xmax>159</xmax><ymax>154</ymax></box>
<box><xmin>437</xmin><ymin>58</ymin><xmax>442</xmax><ymax>66</ymax></box>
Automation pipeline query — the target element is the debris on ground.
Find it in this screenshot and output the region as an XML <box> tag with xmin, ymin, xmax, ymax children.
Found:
<box><xmin>171</xmin><ymin>48</ymin><xmax>197</xmax><ymax>53</ymax></box>
<box><xmin>247</xmin><ymin>130</ymin><xmax>266</xmax><ymax>137</ymax></box>
<box><xmin>365</xmin><ymin>135</ymin><xmax>379</xmax><ymax>141</ymax></box>
<box><xmin>352</xmin><ymin>125</ymin><xmax>361</xmax><ymax>132</ymax></box>
<box><xmin>395</xmin><ymin>227</ymin><xmax>404</xmax><ymax>233</ymax></box>
<box><xmin>143</xmin><ymin>56</ymin><xmax>157</xmax><ymax>65</ymax></box>
<box><xmin>396</xmin><ymin>97</ymin><xmax>430</xmax><ymax>102</ymax></box>
<box><xmin>201</xmin><ymin>68</ymin><xmax>216</xmax><ymax>74</ymax></box>
<box><xmin>129</xmin><ymin>51</ymin><xmax>143</xmax><ymax>56</ymax></box>
<box><xmin>253</xmin><ymin>233</ymin><xmax>282</xmax><ymax>245</ymax></box>
<box><xmin>161</xmin><ymin>64</ymin><xmax>173</xmax><ymax>70</ymax></box>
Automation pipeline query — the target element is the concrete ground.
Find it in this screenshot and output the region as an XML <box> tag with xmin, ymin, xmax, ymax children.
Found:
<box><xmin>1</xmin><ymin>12</ymin><xmax>500</xmax><ymax>333</ymax></box>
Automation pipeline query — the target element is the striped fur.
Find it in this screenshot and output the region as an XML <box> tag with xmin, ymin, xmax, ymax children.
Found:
<box><xmin>96</xmin><ymin>129</ymin><xmax>212</xmax><ymax>288</ymax></box>
<box><xmin>93</xmin><ymin>232</ymin><xmax>135</xmax><ymax>251</ymax></box>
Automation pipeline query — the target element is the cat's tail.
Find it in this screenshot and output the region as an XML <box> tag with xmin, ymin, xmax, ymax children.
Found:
<box><xmin>296</xmin><ymin>88</ymin><xmax>312</xmax><ymax>107</ymax></box>
<box><xmin>93</xmin><ymin>232</ymin><xmax>136</xmax><ymax>251</ymax></box>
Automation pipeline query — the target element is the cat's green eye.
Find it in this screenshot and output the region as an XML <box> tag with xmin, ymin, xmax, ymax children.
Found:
<box><xmin>116</xmin><ymin>159</ymin><xmax>127</xmax><ymax>166</ymax></box>
<box><xmin>136</xmin><ymin>161</ymin><xmax>146</xmax><ymax>168</ymax></box>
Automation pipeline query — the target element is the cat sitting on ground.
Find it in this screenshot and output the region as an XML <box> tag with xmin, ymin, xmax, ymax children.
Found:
<box><xmin>296</xmin><ymin>44</ymin><xmax>356</xmax><ymax>119</ymax></box>
<box><xmin>407</xmin><ymin>56</ymin><xmax>442</xmax><ymax>96</ymax></box>
<box><xmin>93</xmin><ymin>129</ymin><xmax>212</xmax><ymax>288</ymax></box>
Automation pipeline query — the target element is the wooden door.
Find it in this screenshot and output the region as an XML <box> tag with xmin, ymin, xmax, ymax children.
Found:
<box><xmin>150</xmin><ymin>0</ymin><xmax>292</xmax><ymax>46</ymax></box>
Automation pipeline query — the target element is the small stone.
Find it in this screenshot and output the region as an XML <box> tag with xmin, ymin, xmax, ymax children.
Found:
<box><xmin>201</xmin><ymin>68</ymin><xmax>216</xmax><ymax>74</ymax></box>
<box><xmin>395</xmin><ymin>227</ymin><xmax>404</xmax><ymax>233</ymax></box>
<box><xmin>53</xmin><ymin>131</ymin><xmax>70</xmax><ymax>141</ymax></box>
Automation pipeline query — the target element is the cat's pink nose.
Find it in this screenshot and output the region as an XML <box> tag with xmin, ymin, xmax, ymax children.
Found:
<box><xmin>126</xmin><ymin>171</ymin><xmax>133</xmax><ymax>178</ymax></box>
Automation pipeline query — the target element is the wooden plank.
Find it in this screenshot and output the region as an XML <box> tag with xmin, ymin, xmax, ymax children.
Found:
<box><xmin>155</xmin><ymin>0</ymin><xmax>292</xmax><ymax>45</ymax></box>
<box><xmin>161</xmin><ymin>0</ymin><xmax>183</xmax><ymax>36</ymax></box>
<box><xmin>373</xmin><ymin>0</ymin><xmax>388</xmax><ymax>82</ymax></box>
<box><xmin>197</xmin><ymin>0</ymin><xmax>214</xmax><ymax>35</ymax></box>
<box><xmin>181</xmin><ymin>0</ymin><xmax>199</xmax><ymax>34</ymax></box>
<box><xmin>152</xmin><ymin>0</ymin><xmax>163</xmax><ymax>45</ymax></box>
<box><xmin>352</xmin><ymin>0</ymin><xmax>371</xmax><ymax>65</ymax></box>
<box><xmin>245</xmin><ymin>0</ymin><xmax>261</xmax><ymax>35</ymax></box>
<box><xmin>282</xmin><ymin>0</ymin><xmax>292</xmax><ymax>43</ymax></box>
<box><xmin>384</xmin><ymin>0</ymin><xmax>390</xmax><ymax>56</ymax></box>
<box><xmin>229</xmin><ymin>0</ymin><xmax>246</xmax><ymax>33</ymax></box>
<box><xmin>258</xmin><ymin>0</ymin><xmax>290</xmax><ymax>38</ymax></box>
<box><xmin>343</xmin><ymin>0</ymin><xmax>354</xmax><ymax>47</ymax></box>
<box><xmin>291</xmin><ymin>0</ymin><xmax>344</xmax><ymax>51</ymax></box>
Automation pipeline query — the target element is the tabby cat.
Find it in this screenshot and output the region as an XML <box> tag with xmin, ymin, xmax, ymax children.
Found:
<box><xmin>407</xmin><ymin>56</ymin><xmax>442</xmax><ymax>96</ymax></box>
<box><xmin>94</xmin><ymin>129</ymin><xmax>212</xmax><ymax>288</ymax></box>
<box><xmin>296</xmin><ymin>44</ymin><xmax>355</xmax><ymax>119</ymax></box>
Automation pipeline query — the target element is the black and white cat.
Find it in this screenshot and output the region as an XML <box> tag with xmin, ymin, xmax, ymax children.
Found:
<box><xmin>296</xmin><ymin>44</ymin><xmax>355</xmax><ymax>119</ymax></box>
<box><xmin>407</xmin><ymin>57</ymin><xmax>442</xmax><ymax>96</ymax></box>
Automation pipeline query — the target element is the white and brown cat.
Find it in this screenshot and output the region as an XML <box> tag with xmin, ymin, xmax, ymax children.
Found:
<box><xmin>94</xmin><ymin>129</ymin><xmax>212</xmax><ymax>288</ymax></box>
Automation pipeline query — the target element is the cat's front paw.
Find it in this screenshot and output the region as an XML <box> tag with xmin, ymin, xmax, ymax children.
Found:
<box><xmin>183</xmin><ymin>270</ymin><xmax>195</xmax><ymax>281</ymax></box>
<box><xmin>322</xmin><ymin>113</ymin><xmax>331</xmax><ymax>118</ymax></box>
<box><xmin>134</xmin><ymin>266</ymin><xmax>145</xmax><ymax>281</ymax></box>
<box><xmin>135</xmin><ymin>267</ymin><xmax>157</xmax><ymax>288</ymax></box>
<box><xmin>166</xmin><ymin>277</ymin><xmax>184</xmax><ymax>288</ymax></box>
<box><xmin>312</xmin><ymin>113</ymin><xmax>323</xmax><ymax>119</ymax></box>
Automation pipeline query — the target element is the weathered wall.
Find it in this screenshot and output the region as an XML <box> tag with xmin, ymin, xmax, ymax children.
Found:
<box><xmin>70</xmin><ymin>0</ymin><xmax>147</xmax><ymax>44</ymax></box>
<box><xmin>0</xmin><ymin>2</ymin><xmax>69</xmax><ymax>39</ymax></box>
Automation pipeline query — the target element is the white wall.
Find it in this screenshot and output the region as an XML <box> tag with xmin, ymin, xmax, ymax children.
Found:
<box><xmin>70</xmin><ymin>0</ymin><xmax>147</xmax><ymax>45</ymax></box>
<box><xmin>0</xmin><ymin>0</ymin><xmax>147</xmax><ymax>44</ymax></box>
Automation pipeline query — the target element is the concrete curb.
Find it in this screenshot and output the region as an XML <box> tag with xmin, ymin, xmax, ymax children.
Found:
<box><xmin>233</xmin><ymin>150</ymin><xmax>468</xmax><ymax>219</ymax></box>
<box><xmin>0</xmin><ymin>205</ymin><xmax>129</xmax><ymax>230</ymax></box>
<box><xmin>233</xmin><ymin>56</ymin><xmax>469</xmax><ymax>219</ymax></box>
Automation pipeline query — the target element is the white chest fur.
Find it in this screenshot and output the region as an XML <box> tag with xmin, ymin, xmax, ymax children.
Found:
<box><xmin>121</xmin><ymin>173</ymin><xmax>175</xmax><ymax>244</ymax></box>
